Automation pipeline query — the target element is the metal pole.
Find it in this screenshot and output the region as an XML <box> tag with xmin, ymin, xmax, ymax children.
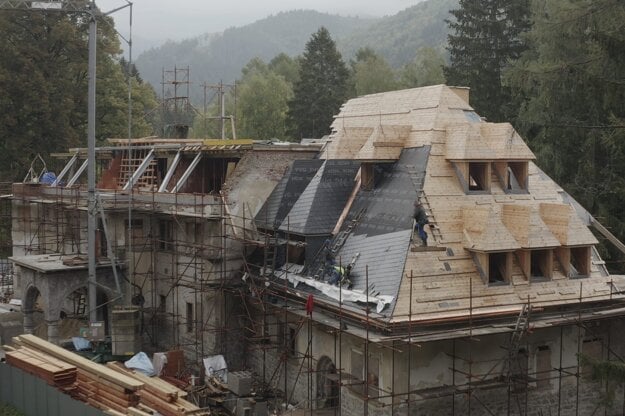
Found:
<box><xmin>87</xmin><ymin>5</ymin><xmax>98</xmax><ymax>324</ymax></box>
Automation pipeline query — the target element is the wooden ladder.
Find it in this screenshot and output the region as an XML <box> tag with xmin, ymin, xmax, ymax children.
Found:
<box><xmin>418</xmin><ymin>190</ymin><xmax>442</xmax><ymax>243</ymax></box>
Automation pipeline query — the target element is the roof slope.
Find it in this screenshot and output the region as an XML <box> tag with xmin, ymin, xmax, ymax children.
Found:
<box><xmin>255</xmin><ymin>159</ymin><xmax>323</xmax><ymax>230</ymax></box>
<box><xmin>280</xmin><ymin>160</ymin><xmax>360</xmax><ymax>235</ymax></box>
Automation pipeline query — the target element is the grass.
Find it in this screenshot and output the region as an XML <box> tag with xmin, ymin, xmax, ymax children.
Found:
<box><xmin>0</xmin><ymin>403</ymin><xmax>24</xmax><ymax>416</ymax></box>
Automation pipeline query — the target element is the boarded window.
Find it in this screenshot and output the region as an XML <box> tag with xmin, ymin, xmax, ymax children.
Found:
<box><xmin>351</xmin><ymin>350</ymin><xmax>364</xmax><ymax>381</ymax></box>
<box><xmin>368</xmin><ymin>354</ymin><xmax>380</xmax><ymax>398</ymax></box>
<box><xmin>582</xmin><ymin>338</ymin><xmax>602</xmax><ymax>376</ymax></box>
<box><xmin>535</xmin><ymin>345</ymin><xmax>551</xmax><ymax>388</ymax></box>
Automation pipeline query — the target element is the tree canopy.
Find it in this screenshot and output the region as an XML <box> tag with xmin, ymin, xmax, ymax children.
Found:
<box><xmin>287</xmin><ymin>27</ymin><xmax>349</xmax><ymax>139</ymax></box>
<box><xmin>506</xmin><ymin>0</ymin><xmax>625</xmax><ymax>267</ymax></box>
<box><xmin>0</xmin><ymin>10</ymin><xmax>158</xmax><ymax>180</ymax></box>
<box><xmin>444</xmin><ymin>0</ymin><xmax>530</xmax><ymax>122</ymax></box>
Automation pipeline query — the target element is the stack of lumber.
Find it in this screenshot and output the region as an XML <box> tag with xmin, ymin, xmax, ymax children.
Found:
<box><xmin>11</xmin><ymin>334</ymin><xmax>144</xmax><ymax>414</ymax></box>
<box><xmin>8</xmin><ymin>334</ymin><xmax>211</xmax><ymax>415</ymax></box>
<box><xmin>4</xmin><ymin>345</ymin><xmax>76</xmax><ymax>389</ymax></box>
<box><xmin>107</xmin><ymin>362</ymin><xmax>211</xmax><ymax>416</ymax></box>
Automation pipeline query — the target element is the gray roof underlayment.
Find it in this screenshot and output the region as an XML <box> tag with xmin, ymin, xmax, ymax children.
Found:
<box><xmin>331</xmin><ymin>146</ymin><xmax>431</xmax><ymax>317</ymax></box>
<box><xmin>280</xmin><ymin>160</ymin><xmax>360</xmax><ymax>235</ymax></box>
<box><xmin>255</xmin><ymin>159</ymin><xmax>323</xmax><ymax>230</ymax></box>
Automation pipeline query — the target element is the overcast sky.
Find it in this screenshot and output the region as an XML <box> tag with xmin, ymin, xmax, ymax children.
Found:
<box><xmin>97</xmin><ymin>0</ymin><xmax>419</xmax><ymax>47</ymax></box>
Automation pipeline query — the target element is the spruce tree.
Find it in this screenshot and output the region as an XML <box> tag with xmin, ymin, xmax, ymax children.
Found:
<box><xmin>507</xmin><ymin>0</ymin><xmax>625</xmax><ymax>268</ymax></box>
<box><xmin>444</xmin><ymin>0</ymin><xmax>530</xmax><ymax>122</ymax></box>
<box><xmin>287</xmin><ymin>27</ymin><xmax>349</xmax><ymax>139</ymax></box>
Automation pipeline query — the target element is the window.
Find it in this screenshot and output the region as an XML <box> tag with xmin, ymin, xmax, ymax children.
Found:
<box><xmin>535</xmin><ymin>345</ymin><xmax>551</xmax><ymax>388</ymax></box>
<box><xmin>582</xmin><ymin>338</ymin><xmax>602</xmax><ymax>376</ymax></box>
<box><xmin>159</xmin><ymin>220</ymin><xmax>173</xmax><ymax>251</ymax></box>
<box><xmin>361</xmin><ymin>163</ymin><xmax>375</xmax><ymax>191</ymax></box>
<box><xmin>351</xmin><ymin>350</ymin><xmax>364</xmax><ymax>382</ymax></box>
<box><xmin>125</xmin><ymin>219</ymin><xmax>144</xmax><ymax>245</ymax></box>
<box><xmin>508</xmin><ymin>162</ymin><xmax>528</xmax><ymax>192</ymax></box>
<box><xmin>186</xmin><ymin>302</ymin><xmax>193</xmax><ymax>333</ymax></box>
<box><xmin>570</xmin><ymin>246</ymin><xmax>591</xmax><ymax>277</ymax></box>
<box><xmin>367</xmin><ymin>354</ymin><xmax>380</xmax><ymax>398</ymax></box>
<box><xmin>489</xmin><ymin>252</ymin><xmax>510</xmax><ymax>284</ymax></box>
<box><xmin>288</xmin><ymin>326</ymin><xmax>297</xmax><ymax>357</ymax></box>
<box><xmin>531</xmin><ymin>250</ymin><xmax>553</xmax><ymax>280</ymax></box>
<box><xmin>159</xmin><ymin>295</ymin><xmax>167</xmax><ymax>313</ymax></box>
<box><xmin>468</xmin><ymin>162</ymin><xmax>489</xmax><ymax>191</ymax></box>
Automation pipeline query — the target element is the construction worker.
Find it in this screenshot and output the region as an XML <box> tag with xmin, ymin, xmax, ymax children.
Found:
<box><xmin>328</xmin><ymin>265</ymin><xmax>345</xmax><ymax>285</ymax></box>
<box><xmin>413</xmin><ymin>200</ymin><xmax>429</xmax><ymax>245</ymax></box>
<box><xmin>340</xmin><ymin>264</ymin><xmax>353</xmax><ymax>289</ymax></box>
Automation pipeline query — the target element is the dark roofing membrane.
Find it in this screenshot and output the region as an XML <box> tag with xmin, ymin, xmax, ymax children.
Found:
<box><xmin>280</xmin><ymin>160</ymin><xmax>360</xmax><ymax>235</ymax></box>
<box><xmin>255</xmin><ymin>159</ymin><xmax>323</xmax><ymax>230</ymax></box>
<box><xmin>333</xmin><ymin>146</ymin><xmax>431</xmax><ymax>317</ymax></box>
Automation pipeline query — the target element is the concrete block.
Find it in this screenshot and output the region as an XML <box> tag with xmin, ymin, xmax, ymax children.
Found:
<box><xmin>229</xmin><ymin>370</ymin><xmax>252</xmax><ymax>396</ymax></box>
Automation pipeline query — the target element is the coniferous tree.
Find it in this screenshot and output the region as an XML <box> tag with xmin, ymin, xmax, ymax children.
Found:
<box><xmin>444</xmin><ymin>0</ymin><xmax>530</xmax><ymax>122</ymax></box>
<box><xmin>287</xmin><ymin>27</ymin><xmax>349</xmax><ymax>139</ymax></box>
<box><xmin>506</xmin><ymin>0</ymin><xmax>625</xmax><ymax>268</ymax></box>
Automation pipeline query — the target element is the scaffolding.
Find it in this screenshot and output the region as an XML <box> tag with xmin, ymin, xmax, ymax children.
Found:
<box><xmin>5</xmin><ymin>145</ymin><xmax>625</xmax><ymax>416</ymax></box>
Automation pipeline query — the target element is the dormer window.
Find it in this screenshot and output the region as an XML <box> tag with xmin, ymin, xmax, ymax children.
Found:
<box><xmin>468</xmin><ymin>162</ymin><xmax>490</xmax><ymax>191</ymax></box>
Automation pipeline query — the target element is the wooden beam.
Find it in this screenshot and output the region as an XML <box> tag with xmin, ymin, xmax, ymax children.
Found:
<box><xmin>591</xmin><ymin>218</ymin><xmax>625</xmax><ymax>255</ymax></box>
<box><xmin>16</xmin><ymin>334</ymin><xmax>143</xmax><ymax>390</ymax></box>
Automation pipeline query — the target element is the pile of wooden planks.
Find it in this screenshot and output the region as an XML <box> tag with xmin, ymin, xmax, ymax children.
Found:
<box><xmin>4</xmin><ymin>345</ymin><xmax>76</xmax><ymax>389</ymax></box>
<box><xmin>107</xmin><ymin>362</ymin><xmax>210</xmax><ymax>416</ymax></box>
<box><xmin>6</xmin><ymin>335</ymin><xmax>210</xmax><ymax>416</ymax></box>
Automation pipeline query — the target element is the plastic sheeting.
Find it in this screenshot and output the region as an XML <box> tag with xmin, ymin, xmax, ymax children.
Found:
<box><xmin>71</xmin><ymin>337</ymin><xmax>91</xmax><ymax>351</ymax></box>
<box><xmin>124</xmin><ymin>352</ymin><xmax>155</xmax><ymax>376</ymax></box>
<box><xmin>203</xmin><ymin>355</ymin><xmax>227</xmax><ymax>383</ymax></box>
<box><xmin>273</xmin><ymin>264</ymin><xmax>394</xmax><ymax>313</ymax></box>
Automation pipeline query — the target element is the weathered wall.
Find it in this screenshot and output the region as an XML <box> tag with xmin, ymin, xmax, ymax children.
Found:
<box><xmin>249</xmin><ymin>311</ymin><xmax>625</xmax><ymax>415</ymax></box>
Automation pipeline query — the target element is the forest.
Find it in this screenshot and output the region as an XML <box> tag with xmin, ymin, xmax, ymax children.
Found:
<box><xmin>0</xmin><ymin>0</ymin><xmax>624</xmax><ymax>268</ymax></box>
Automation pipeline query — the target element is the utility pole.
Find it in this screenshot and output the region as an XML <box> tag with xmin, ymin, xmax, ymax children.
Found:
<box><xmin>0</xmin><ymin>0</ymin><xmax>132</xmax><ymax>326</ymax></box>
<box><xmin>201</xmin><ymin>82</ymin><xmax>236</xmax><ymax>140</ymax></box>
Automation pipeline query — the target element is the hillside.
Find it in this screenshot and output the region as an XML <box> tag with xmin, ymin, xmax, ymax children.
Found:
<box><xmin>135</xmin><ymin>10</ymin><xmax>374</xmax><ymax>102</ymax></box>
<box><xmin>338</xmin><ymin>0</ymin><xmax>459</xmax><ymax>66</ymax></box>
<box><xmin>135</xmin><ymin>0</ymin><xmax>458</xmax><ymax>102</ymax></box>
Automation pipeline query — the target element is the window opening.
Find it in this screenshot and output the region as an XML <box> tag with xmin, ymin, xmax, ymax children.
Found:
<box><xmin>159</xmin><ymin>220</ymin><xmax>173</xmax><ymax>251</ymax></box>
<box><xmin>570</xmin><ymin>246</ymin><xmax>590</xmax><ymax>277</ymax></box>
<box><xmin>488</xmin><ymin>252</ymin><xmax>508</xmax><ymax>284</ymax></box>
<box><xmin>468</xmin><ymin>162</ymin><xmax>488</xmax><ymax>191</ymax></box>
<box><xmin>186</xmin><ymin>302</ymin><xmax>193</xmax><ymax>333</ymax></box>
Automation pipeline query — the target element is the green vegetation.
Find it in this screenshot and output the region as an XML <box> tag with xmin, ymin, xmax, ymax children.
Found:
<box><xmin>0</xmin><ymin>403</ymin><xmax>24</xmax><ymax>416</ymax></box>
<box><xmin>0</xmin><ymin>10</ymin><xmax>158</xmax><ymax>181</ymax></box>
<box><xmin>444</xmin><ymin>0</ymin><xmax>531</xmax><ymax>122</ymax></box>
<box><xmin>287</xmin><ymin>28</ymin><xmax>349</xmax><ymax>139</ymax></box>
<box><xmin>506</xmin><ymin>0</ymin><xmax>625</xmax><ymax>269</ymax></box>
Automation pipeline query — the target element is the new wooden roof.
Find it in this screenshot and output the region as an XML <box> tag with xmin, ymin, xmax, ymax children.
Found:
<box><xmin>322</xmin><ymin>85</ymin><xmax>623</xmax><ymax>324</ymax></box>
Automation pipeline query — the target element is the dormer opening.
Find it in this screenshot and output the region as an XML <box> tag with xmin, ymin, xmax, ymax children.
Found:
<box><xmin>570</xmin><ymin>246</ymin><xmax>591</xmax><ymax>277</ymax></box>
<box><xmin>488</xmin><ymin>252</ymin><xmax>511</xmax><ymax>284</ymax></box>
<box><xmin>530</xmin><ymin>249</ymin><xmax>553</xmax><ymax>280</ymax></box>
<box><xmin>468</xmin><ymin>162</ymin><xmax>489</xmax><ymax>191</ymax></box>
<box><xmin>361</xmin><ymin>163</ymin><xmax>375</xmax><ymax>191</ymax></box>
<box><xmin>507</xmin><ymin>162</ymin><xmax>528</xmax><ymax>192</ymax></box>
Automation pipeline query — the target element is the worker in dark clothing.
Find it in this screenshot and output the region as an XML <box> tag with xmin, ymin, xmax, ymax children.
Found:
<box><xmin>413</xmin><ymin>201</ymin><xmax>429</xmax><ymax>245</ymax></box>
<box><xmin>328</xmin><ymin>265</ymin><xmax>345</xmax><ymax>285</ymax></box>
<box><xmin>340</xmin><ymin>264</ymin><xmax>353</xmax><ymax>289</ymax></box>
